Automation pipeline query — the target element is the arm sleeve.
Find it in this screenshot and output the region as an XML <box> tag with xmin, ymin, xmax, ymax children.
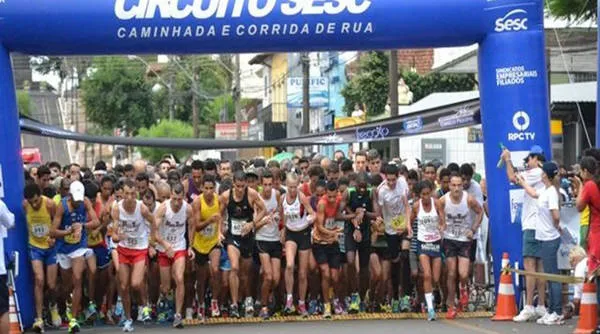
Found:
<box><xmin>0</xmin><ymin>201</ymin><xmax>15</xmax><ymax>230</ymax></box>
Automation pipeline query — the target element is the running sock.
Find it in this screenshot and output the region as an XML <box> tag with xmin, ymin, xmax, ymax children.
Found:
<box><xmin>287</xmin><ymin>294</ymin><xmax>293</xmax><ymax>301</ymax></box>
<box><xmin>425</xmin><ymin>293</ymin><xmax>434</xmax><ymax>311</ymax></box>
<box><xmin>299</xmin><ymin>300</ymin><xmax>305</xmax><ymax>306</ymax></box>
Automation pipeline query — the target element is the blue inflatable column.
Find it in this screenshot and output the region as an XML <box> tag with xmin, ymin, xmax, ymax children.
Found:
<box><xmin>0</xmin><ymin>45</ymin><xmax>33</xmax><ymax>327</ymax></box>
<box><xmin>478</xmin><ymin>4</ymin><xmax>551</xmax><ymax>306</ymax></box>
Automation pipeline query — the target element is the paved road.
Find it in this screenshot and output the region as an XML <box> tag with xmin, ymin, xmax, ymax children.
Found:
<box><xmin>67</xmin><ymin>318</ymin><xmax>578</xmax><ymax>334</ymax></box>
<box><xmin>22</xmin><ymin>90</ymin><xmax>70</xmax><ymax>164</ymax></box>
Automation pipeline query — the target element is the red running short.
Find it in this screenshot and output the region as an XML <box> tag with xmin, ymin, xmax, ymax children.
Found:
<box><xmin>117</xmin><ymin>246</ymin><xmax>148</xmax><ymax>265</ymax></box>
<box><xmin>158</xmin><ymin>250</ymin><xmax>187</xmax><ymax>267</ymax></box>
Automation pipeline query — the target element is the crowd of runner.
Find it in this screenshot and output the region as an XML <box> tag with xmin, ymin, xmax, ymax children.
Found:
<box><xmin>16</xmin><ymin>146</ymin><xmax>600</xmax><ymax>333</ymax></box>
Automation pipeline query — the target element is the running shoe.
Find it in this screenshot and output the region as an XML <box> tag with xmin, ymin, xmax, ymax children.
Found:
<box><xmin>536</xmin><ymin>312</ymin><xmax>551</xmax><ymax>325</ymax></box>
<box><xmin>230</xmin><ymin>303</ymin><xmax>240</xmax><ymax>319</ymax></box>
<box><xmin>349</xmin><ymin>293</ymin><xmax>360</xmax><ymax>314</ymax></box>
<box><xmin>427</xmin><ymin>308</ymin><xmax>436</xmax><ymax>321</ymax></box>
<box><xmin>535</xmin><ymin>305</ymin><xmax>547</xmax><ymax>319</ymax></box>
<box><xmin>220</xmin><ymin>304</ymin><xmax>229</xmax><ymax>318</ymax></box>
<box><xmin>33</xmin><ymin>317</ymin><xmax>44</xmax><ymax>333</ymax></box>
<box><xmin>259</xmin><ymin>307</ymin><xmax>270</xmax><ymax>320</ymax></box>
<box><xmin>323</xmin><ymin>303</ymin><xmax>332</xmax><ymax>319</ymax></box>
<box><xmin>115</xmin><ymin>297</ymin><xmax>124</xmax><ymax>318</ymax></box>
<box><xmin>380</xmin><ymin>303</ymin><xmax>392</xmax><ymax>313</ymax></box>
<box><xmin>136</xmin><ymin>306</ymin><xmax>143</xmax><ymax>323</ymax></box>
<box><xmin>85</xmin><ymin>302</ymin><xmax>98</xmax><ymax>321</ymax></box>
<box><xmin>333</xmin><ymin>298</ymin><xmax>344</xmax><ymax>315</ymax></box>
<box><xmin>298</xmin><ymin>302</ymin><xmax>308</xmax><ymax>317</ymax></box>
<box><xmin>459</xmin><ymin>287</ymin><xmax>469</xmax><ymax>311</ymax></box>
<box><xmin>541</xmin><ymin>312</ymin><xmax>564</xmax><ymax>326</ymax></box>
<box><xmin>284</xmin><ymin>298</ymin><xmax>295</xmax><ymax>315</ymax></box>
<box><xmin>172</xmin><ymin>313</ymin><xmax>184</xmax><ymax>329</ymax></box>
<box><xmin>244</xmin><ymin>297</ymin><xmax>254</xmax><ymax>318</ymax></box>
<box><xmin>308</xmin><ymin>300</ymin><xmax>318</xmax><ymax>315</ymax></box>
<box><xmin>445</xmin><ymin>307</ymin><xmax>457</xmax><ymax>320</ymax></box>
<box><xmin>392</xmin><ymin>299</ymin><xmax>400</xmax><ymax>313</ymax></box>
<box><xmin>198</xmin><ymin>306</ymin><xmax>205</xmax><ymax>322</ymax></box>
<box><xmin>122</xmin><ymin>319</ymin><xmax>134</xmax><ymax>332</ymax></box>
<box><xmin>105</xmin><ymin>310</ymin><xmax>117</xmax><ymax>326</ymax></box>
<box><xmin>400</xmin><ymin>296</ymin><xmax>411</xmax><ymax>313</ymax></box>
<box><xmin>50</xmin><ymin>305</ymin><xmax>62</xmax><ymax>328</ymax></box>
<box><xmin>185</xmin><ymin>308</ymin><xmax>194</xmax><ymax>321</ymax></box>
<box><xmin>68</xmin><ymin>318</ymin><xmax>80</xmax><ymax>333</ymax></box>
<box><xmin>211</xmin><ymin>300</ymin><xmax>221</xmax><ymax>317</ymax></box>
<box><xmin>157</xmin><ymin>311</ymin><xmax>168</xmax><ymax>323</ymax></box>
<box><xmin>513</xmin><ymin>305</ymin><xmax>537</xmax><ymax>322</ymax></box>
<box><xmin>142</xmin><ymin>306</ymin><xmax>152</xmax><ymax>322</ymax></box>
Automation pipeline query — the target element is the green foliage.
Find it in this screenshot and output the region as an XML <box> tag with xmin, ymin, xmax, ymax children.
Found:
<box><xmin>81</xmin><ymin>56</ymin><xmax>155</xmax><ymax>134</ymax></box>
<box><xmin>165</xmin><ymin>55</ymin><xmax>231</xmax><ymax>125</ymax></box>
<box><xmin>17</xmin><ymin>90</ymin><xmax>31</xmax><ymax>117</ymax></box>
<box><xmin>401</xmin><ymin>71</ymin><xmax>477</xmax><ymax>102</ymax></box>
<box><xmin>30</xmin><ymin>56</ymin><xmax>68</xmax><ymax>80</ymax></box>
<box><xmin>341</xmin><ymin>51</ymin><xmax>389</xmax><ymax>116</ymax></box>
<box><xmin>136</xmin><ymin>120</ymin><xmax>194</xmax><ymax>162</ymax></box>
<box><xmin>546</xmin><ymin>0</ymin><xmax>596</xmax><ymax>22</ymax></box>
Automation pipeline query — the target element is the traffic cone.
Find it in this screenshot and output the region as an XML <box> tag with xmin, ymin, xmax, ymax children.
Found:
<box><xmin>8</xmin><ymin>287</ymin><xmax>21</xmax><ymax>334</ymax></box>
<box><xmin>573</xmin><ymin>282</ymin><xmax>598</xmax><ymax>334</ymax></box>
<box><xmin>492</xmin><ymin>253</ymin><xmax>517</xmax><ymax>321</ymax></box>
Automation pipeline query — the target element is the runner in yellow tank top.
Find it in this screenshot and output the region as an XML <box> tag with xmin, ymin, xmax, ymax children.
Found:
<box><xmin>23</xmin><ymin>183</ymin><xmax>62</xmax><ymax>331</ymax></box>
<box><xmin>191</xmin><ymin>175</ymin><xmax>223</xmax><ymax>319</ymax></box>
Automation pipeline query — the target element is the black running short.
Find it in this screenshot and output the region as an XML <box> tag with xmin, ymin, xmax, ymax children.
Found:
<box><xmin>256</xmin><ymin>240</ymin><xmax>282</xmax><ymax>259</ymax></box>
<box><xmin>312</xmin><ymin>243</ymin><xmax>341</xmax><ymax>269</ymax></box>
<box><xmin>285</xmin><ymin>227</ymin><xmax>312</xmax><ymax>251</ymax></box>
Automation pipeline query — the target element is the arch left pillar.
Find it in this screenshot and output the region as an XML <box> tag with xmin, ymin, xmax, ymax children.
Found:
<box><xmin>0</xmin><ymin>44</ymin><xmax>34</xmax><ymax>327</ymax></box>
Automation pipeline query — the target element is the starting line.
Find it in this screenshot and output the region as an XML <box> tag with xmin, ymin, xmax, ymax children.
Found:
<box><xmin>182</xmin><ymin>311</ymin><xmax>494</xmax><ymax>326</ymax></box>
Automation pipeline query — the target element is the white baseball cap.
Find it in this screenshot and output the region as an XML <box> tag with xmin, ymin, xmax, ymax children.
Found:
<box><xmin>69</xmin><ymin>181</ymin><xmax>85</xmax><ymax>202</ymax></box>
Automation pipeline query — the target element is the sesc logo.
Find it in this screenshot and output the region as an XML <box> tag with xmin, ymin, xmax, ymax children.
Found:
<box><xmin>507</xmin><ymin>110</ymin><xmax>535</xmax><ymax>141</ymax></box>
<box><xmin>356</xmin><ymin>126</ymin><xmax>390</xmax><ymax>141</ymax></box>
<box><xmin>495</xmin><ymin>9</ymin><xmax>528</xmax><ymax>33</ymax></box>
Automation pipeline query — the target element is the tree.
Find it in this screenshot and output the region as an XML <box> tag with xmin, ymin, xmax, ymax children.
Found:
<box><xmin>401</xmin><ymin>71</ymin><xmax>477</xmax><ymax>102</ymax></box>
<box><xmin>17</xmin><ymin>90</ymin><xmax>31</xmax><ymax>117</ymax></box>
<box><xmin>81</xmin><ymin>56</ymin><xmax>155</xmax><ymax>135</ymax></box>
<box><xmin>341</xmin><ymin>51</ymin><xmax>389</xmax><ymax>116</ymax></box>
<box><xmin>546</xmin><ymin>0</ymin><xmax>596</xmax><ymax>22</ymax></box>
<box><xmin>136</xmin><ymin>120</ymin><xmax>194</xmax><ymax>162</ymax></box>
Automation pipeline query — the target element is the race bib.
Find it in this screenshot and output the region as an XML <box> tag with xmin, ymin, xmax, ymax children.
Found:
<box><xmin>391</xmin><ymin>215</ymin><xmax>406</xmax><ymax>230</ymax></box>
<box><xmin>88</xmin><ymin>230</ymin><xmax>103</xmax><ymax>245</ymax></box>
<box><xmin>31</xmin><ymin>224</ymin><xmax>49</xmax><ymax>238</ymax></box>
<box><xmin>324</xmin><ymin>218</ymin><xmax>336</xmax><ymax>230</ymax></box>
<box><xmin>421</xmin><ymin>242</ymin><xmax>440</xmax><ymax>253</ymax></box>
<box><xmin>126</xmin><ymin>237</ymin><xmax>138</xmax><ymax>247</ymax></box>
<box><xmin>231</xmin><ymin>218</ymin><xmax>245</xmax><ymax>236</ymax></box>
<box><xmin>202</xmin><ymin>224</ymin><xmax>215</xmax><ymax>237</ymax></box>
<box><xmin>166</xmin><ymin>234</ymin><xmax>178</xmax><ymax>243</ymax></box>
<box><xmin>65</xmin><ymin>231</ymin><xmax>81</xmax><ymax>244</ymax></box>
<box><xmin>337</xmin><ymin>221</ymin><xmax>346</xmax><ymax>253</ymax></box>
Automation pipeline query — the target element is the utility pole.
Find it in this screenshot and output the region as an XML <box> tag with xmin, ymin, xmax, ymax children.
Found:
<box><xmin>389</xmin><ymin>50</ymin><xmax>399</xmax><ymax>158</ymax></box>
<box><xmin>301</xmin><ymin>52</ymin><xmax>310</xmax><ymax>135</ymax></box>
<box><xmin>192</xmin><ymin>71</ymin><xmax>199</xmax><ymax>138</ymax></box>
<box><xmin>234</xmin><ymin>54</ymin><xmax>242</xmax><ymax>140</ymax></box>
<box><xmin>168</xmin><ymin>74</ymin><xmax>174</xmax><ymax>121</ymax></box>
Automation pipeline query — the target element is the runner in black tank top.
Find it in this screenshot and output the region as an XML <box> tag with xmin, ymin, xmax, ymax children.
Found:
<box><xmin>219</xmin><ymin>171</ymin><xmax>266</xmax><ymax>319</ymax></box>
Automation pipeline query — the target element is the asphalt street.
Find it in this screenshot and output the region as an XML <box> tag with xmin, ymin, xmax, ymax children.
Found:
<box><xmin>22</xmin><ymin>91</ymin><xmax>70</xmax><ymax>164</ymax></box>
<box><xmin>65</xmin><ymin>317</ymin><xmax>578</xmax><ymax>334</ymax></box>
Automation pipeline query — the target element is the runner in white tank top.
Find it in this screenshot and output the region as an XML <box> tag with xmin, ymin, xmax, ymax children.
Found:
<box><xmin>438</xmin><ymin>174</ymin><xmax>483</xmax><ymax>317</ymax></box>
<box><xmin>416</xmin><ymin>197</ymin><xmax>441</xmax><ymax>243</ymax></box>
<box><xmin>410</xmin><ymin>180</ymin><xmax>445</xmax><ymax>321</ymax></box>
<box><xmin>443</xmin><ymin>190</ymin><xmax>472</xmax><ymax>242</ymax></box>
<box><xmin>282</xmin><ymin>173</ymin><xmax>316</xmax><ymax>316</ymax></box>
<box><xmin>254</xmin><ymin>173</ymin><xmax>284</xmax><ymax>318</ymax></box>
<box><xmin>117</xmin><ymin>200</ymin><xmax>149</xmax><ymax>250</ymax></box>
<box><xmin>110</xmin><ymin>180</ymin><xmax>156</xmax><ymax>329</ymax></box>
<box><xmin>153</xmin><ymin>183</ymin><xmax>193</xmax><ymax>328</ymax></box>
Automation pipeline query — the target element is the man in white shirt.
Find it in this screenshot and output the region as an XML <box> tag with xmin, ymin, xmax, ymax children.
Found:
<box><xmin>0</xmin><ymin>199</ymin><xmax>15</xmax><ymax>334</ymax></box>
<box><xmin>501</xmin><ymin>145</ymin><xmax>548</xmax><ymax>322</ymax></box>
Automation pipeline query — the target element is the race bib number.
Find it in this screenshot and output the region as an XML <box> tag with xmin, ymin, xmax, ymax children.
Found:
<box><xmin>166</xmin><ymin>234</ymin><xmax>178</xmax><ymax>243</ymax></box>
<box><xmin>231</xmin><ymin>218</ymin><xmax>245</xmax><ymax>236</ymax></box>
<box><xmin>202</xmin><ymin>224</ymin><xmax>215</xmax><ymax>237</ymax></box>
<box><xmin>126</xmin><ymin>237</ymin><xmax>138</xmax><ymax>247</ymax></box>
<box><xmin>31</xmin><ymin>224</ymin><xmax>49</xmax><ymax>238</ymax></box>
<box><xmin>421</xmin><ymin>242</ymin><xmax>440</xmax><ymax>253</ymax></box>
<box><xmin>324</xmin><ymin>218</ymin><xmax>336</xmax><ymax>230</ymax></box>
<box><xmin>391</xmin><ymin>215</ymin><xmax>406</xmax><ymax>230</ymax></box>
<box><xmin>88</xmin><ymin>230</ymin><xmax>103</xmax><ymax>245</ymax></box>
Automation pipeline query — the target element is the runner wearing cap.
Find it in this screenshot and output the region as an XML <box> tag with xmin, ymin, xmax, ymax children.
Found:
<box><xmin>51</xmin><ymin>180</ymin><xmax>99</xmax><ymax>333</ymax></box>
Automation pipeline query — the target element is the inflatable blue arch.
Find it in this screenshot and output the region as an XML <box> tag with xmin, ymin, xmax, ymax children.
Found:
<box><xmin>0</xmin><ymin>0</ymin><xmax>551</xmax><ymax>326</ymax></box>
